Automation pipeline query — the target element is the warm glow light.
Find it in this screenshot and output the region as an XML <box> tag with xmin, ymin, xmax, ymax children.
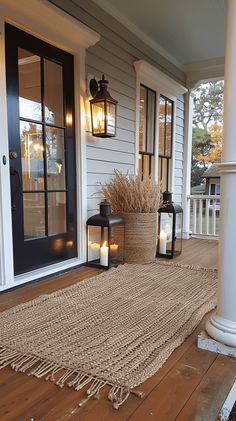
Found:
<box><xmin>85</xmin><ymin>97</ymin><xmax>92</xmax><ymax>132</ymax></box>
<box><xmin>94</xmin><ymin>109</ymin><xmax>105</xmax><ymax>131</ymax></box>
<box><xmin>56</xmin><ymin>162</ymin><xmax>63</xmax><ymax>174</ymax></box>
<box><xmin>66</xmin><ymin>113</ymin><xmax>73</xmax><ymax>125</ymax></box>
<box><xmin>53</xmin><ymin>238</ymin><xmax>63</xmax><ymax>252</ymax></box>
<box><xmin>90</xmin><ymin>242</ymin><xmax>100</xmax><ymax>251</ymax></box>
<box><xmin>66</xmin><ymin>240</ymin><xmax>73</xmax><ymax>248</ymax></box>
<box><xmin>80</xmin><ymin>95</ymin><xmax>86</xmax><ymax>129</ymax></box>
<box><xmin>33</xmin><ymin>143</ymin><xmax>44</xmax><ymax>152</ymax></box>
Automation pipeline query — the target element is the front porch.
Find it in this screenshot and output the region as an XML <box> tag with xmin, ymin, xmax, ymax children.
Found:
<box><xmin>1</xmin><ymin>238</ymin><xmax>234</xmax><ymax>421</ymax></box>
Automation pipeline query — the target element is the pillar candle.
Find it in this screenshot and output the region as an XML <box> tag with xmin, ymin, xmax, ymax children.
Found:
<box><xmin>100</xmin><ymin>242</ymin><xmax>109</xmax><ymax>266</ymax></box>
<box><xmin>159</xmin><ymin>230</ymin><xmax>167</xmax><ymax>254</ymax></box>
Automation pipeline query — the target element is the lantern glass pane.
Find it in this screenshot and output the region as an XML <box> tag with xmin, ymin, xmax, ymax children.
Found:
<box><xmin>109</xmin><ymin>225</ymin><xmax>125</xmax><ymax>266</ymax></box>
<box><xmin>92</xmin><ymin>102</ymin><xmax>105</xmax><ymax>134</ymax></box>
<box><xmin>107</xmin><ymin>102</ymin><xmax>116</xmax><ymax>135</ymax></box>
<box><xmin>175</xmin><ymin>212</ymin><xmax>183</xmax><ymax>254</ymax></box>
<box><xmin>88</xmin><ymin>226</ymin><xmax>109</xmax><ymax>266</ymax></box>
<box><xmin>158</xmin><ymin>213</ymin><xmax>173</xmax><ymax>255</ymax></box>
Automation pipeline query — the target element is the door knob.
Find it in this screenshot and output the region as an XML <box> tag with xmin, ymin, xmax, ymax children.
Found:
<box><xmin>9</xmin><ymin>151</ymin><xmax>18</xmax><ymax>159</ymax></box>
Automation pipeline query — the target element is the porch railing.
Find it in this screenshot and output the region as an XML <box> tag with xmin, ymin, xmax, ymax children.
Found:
<box><xmin>187</xmin><ymin>195</ymin><xmax>220</xmax><ymax>238</ymax></box>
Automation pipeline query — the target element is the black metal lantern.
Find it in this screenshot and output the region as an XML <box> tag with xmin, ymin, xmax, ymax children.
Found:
<box><xmin>157</xmin><ymin>191</ymin><xmax>183</xmax><ymax>259</ymax></box>
<box><xmin>86</xmin><ymin>200</ymin><xmax>125</xmax><ymax>269</ymax></box>
<box><xmin>89</xmin><ymin>75</ymin><xmax>118</xmax><ymax>138</ymax></box>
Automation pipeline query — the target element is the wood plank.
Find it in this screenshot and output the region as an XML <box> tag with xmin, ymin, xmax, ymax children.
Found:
<box><xmin>176</xmin><ymin>355</ymin><xmax>236</xmax><ymax>421</ymax></box>
<box><xmin>80</xmin><ymin>315</ymin><xmax>211</xmax><ymax>421</ymax></box>
<box><xmin>0</xmin><ymin>267</ymin><xmax>101</xmax><ymax>311</ymax></box>
<box><xmin>0</xmin><ymin>239</ymin><xmax>220</xmax><ymax>420</ymax></box>
<box><xmin>127</xmin><ymin>345</ymin><xmax>217</xmax><ymax>421</ymax></box>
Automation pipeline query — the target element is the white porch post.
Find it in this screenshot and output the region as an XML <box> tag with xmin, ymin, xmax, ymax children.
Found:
<box><xmin>182</xmin><ymin>92</ymin><xmax>193</xmax><ymax>239</ymax></box>
<box><xmin>205</xmin><ymin>0</ymin><xmax>236</xmax><ymax>347</ymax></box>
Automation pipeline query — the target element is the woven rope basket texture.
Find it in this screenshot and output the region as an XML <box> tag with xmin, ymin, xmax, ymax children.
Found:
<box><xmin>121</xmin><ymin>213</ymin><xmax>157</xmax><ymax>263</ymax></box>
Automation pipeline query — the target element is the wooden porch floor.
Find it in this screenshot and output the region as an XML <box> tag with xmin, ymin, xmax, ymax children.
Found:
<box><xmin>0</xmin><ymin>238</ymin><xmax>235</xmax><ymax>421</ymax></box>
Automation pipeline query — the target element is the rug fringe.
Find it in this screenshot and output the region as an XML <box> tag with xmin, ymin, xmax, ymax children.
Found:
<box><xmin>0</xmin><ymin>346</ymin><xmax>143</xmax><ymax>410</ymax></box>
<box><xmin>156</xmin><ymin>260</ymin><xmax>218</xmax><ymax>273</ymax></box>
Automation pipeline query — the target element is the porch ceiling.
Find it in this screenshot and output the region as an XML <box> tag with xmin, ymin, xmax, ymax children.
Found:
<box><xmin>92</xmin><ymin>0</ymin><xmax>226</xmax><ymax>74</ymax></box>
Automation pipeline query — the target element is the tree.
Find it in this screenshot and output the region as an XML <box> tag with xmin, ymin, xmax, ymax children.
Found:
<box><xmin>191</xmin><ymin>127</ymin><xmax>211</xmax><ymax>186</ymax></box>
<box><xmin>191</xmin><ymin>81</ymin><xmax>224</xmax><ymax>187</ymax></box>
<box><xmin>193</xmin><ymin>81</ymin><xmax>224</xmax><ymax>130</ymax></box>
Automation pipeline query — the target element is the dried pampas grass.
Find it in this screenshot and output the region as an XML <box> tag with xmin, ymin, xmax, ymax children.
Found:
<box><xmin>101</xmin><ymin>171</ymin><xmax>161</xmax><ymax>214</ymax></box>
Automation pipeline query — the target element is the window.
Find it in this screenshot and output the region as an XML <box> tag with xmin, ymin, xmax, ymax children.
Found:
<box><xmin>138</xmin><ymin>85</ymin><xmax>156</xmax><ymax>179</ymax></box>
<box><xmin>210</xmin><ymin>183</ymin><xmax>220</xmax><ymax>195</ymax></box>
<box><xmin>138</xmin><ymin>86</ymin><xmax>174</xmax><ymax>189</ymax></box>
<box><xmin>158</xmin><ymin>95</ymin><xmax>174</xmax><ymax>191</ymax></box>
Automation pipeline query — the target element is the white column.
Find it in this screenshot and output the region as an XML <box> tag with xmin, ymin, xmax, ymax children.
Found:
<box><xmin>182</xmin><ymin>92</ymin><xmax>193</xmax><ymax>239</ymax></box>
<box><xmin>205</xmin><ymin>0</ymin><xmax>236</xmax><ymax>347</ymax></box>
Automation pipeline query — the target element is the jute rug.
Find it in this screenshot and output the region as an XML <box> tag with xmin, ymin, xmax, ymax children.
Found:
<box><xmin>0</xmin><ymin>261</ymin><xmax>217</xmax><ymax>409</ymax></box>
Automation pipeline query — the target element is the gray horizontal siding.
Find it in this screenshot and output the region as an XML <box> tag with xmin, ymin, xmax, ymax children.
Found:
<box><xmin>85</xmin><ymin>26</ymin><xmax>137</xmax><ymax>215</ymax></box>
<box><xmin>49</xmin><ymin>0</ymin><xmax>186</xmax><ymax>215</ymax></box>
<box><xmin>50</xmin><ymin>0</ymin><xmax>185</xmax><ymax>84</ymax></box>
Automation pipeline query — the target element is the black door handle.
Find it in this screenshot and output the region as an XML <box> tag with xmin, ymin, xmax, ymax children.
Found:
<box><xmin>9</xmin><ymin>151</ymin><xmax>18</xmax><ymax>159</ymax></box>
<box><xmin>10</xmin><ymin>167</ymin><xmax>22</xmax><ymax>211</ymax></box>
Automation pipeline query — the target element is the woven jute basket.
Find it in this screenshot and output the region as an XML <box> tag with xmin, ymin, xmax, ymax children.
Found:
<box><xmin>121</xmin><ymin>213</ymin><xmax>157</xmax><ymax>264</ymax></box>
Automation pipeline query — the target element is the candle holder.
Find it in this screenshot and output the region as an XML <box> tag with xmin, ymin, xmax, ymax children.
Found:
<box><xmin>86</xmin><ymin>200</ymin><xmax>125</xmax><ymax>269</ymax></box>
<box><xmin>156</xmin><ymin>191</ymin><xmax>183</xmax><ymax>259</ymax></box>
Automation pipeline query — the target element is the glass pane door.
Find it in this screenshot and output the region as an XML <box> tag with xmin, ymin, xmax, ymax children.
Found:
<box><xmin>6</xmin><ymin>24</ymin><xmax>77</xmax><ymax>275</ymax></box>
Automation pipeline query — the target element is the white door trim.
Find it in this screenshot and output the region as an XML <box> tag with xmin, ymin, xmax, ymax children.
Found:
<box><xmin>0</xmin><ymin>0</ymin><xmax>100</xmax><ymax>291</ymax></box>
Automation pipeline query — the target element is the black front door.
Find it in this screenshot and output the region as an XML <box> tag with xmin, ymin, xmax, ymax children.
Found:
<box><xmin>5</xmin><ymin>24</ymin><xmax>77</xmax><ymax>275</ymax></box>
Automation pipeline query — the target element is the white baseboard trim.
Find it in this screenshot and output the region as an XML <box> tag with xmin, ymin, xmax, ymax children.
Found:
<box><xmin>0</xmin><ymin>257</ymin><xmax>85</xmax><ymax>292</ymax></box>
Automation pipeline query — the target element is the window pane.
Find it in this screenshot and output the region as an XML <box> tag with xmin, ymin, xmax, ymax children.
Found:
<box><xmin>138</xmin><ymin>154</ymin><xmax>143</xmax><ymax>178</ymax></box>
<box><xmin>107</xmin><ymin>103</ymin><xmax>116</xmax><ymax>135</ymax></box>
<box><xmin>139</xmin><ymin>154</ymin><xmax>153</xmax><ymax>180</ymax></box>
<box><xmin>143</xmin><ymin>154</ymin><xmax>151</xmax><ymax>178</ymax></box>
<box><xmin>46</xmin><ymin>127</ymin><xmax>66</xmax><ymax>190</ymax></box>
<box><xmin>18</xmin><ymin>49</ymin><xmax>42</xmax><ymax>121</ymax></box>
<box><xmin>23</xmin><ymin>193</ymin><xmax>45</xmax><ymax>239</ymax></box>
<box><xmin>92</xmin><ymin>102</ymin><xmax>105</xmax><ymax>134</ymax></box>
<box><xmin>161</xmin><ymin>158</ymin><xmax>168</xmax><ymax>192</ymax></box>
<box><xmin>159</xmin><ymin>97</ymin><xmax>165</xmax><ymax>155</ymax></box>
<box><xmin>147</xmin><ymin>89</ymin><xmax>155</xmax><ymax>153</ymax></box>
<box><xmin>139</xmin><ymin>86</ymin><xmax>147</xmax><ymax>152</ymax></box>
<box><xmin>48</xmin><ymin>192</ymin><xmax>67</xmax><ymax>235</ymax></box>
<box><xmin>44</xmin><ymin>59</ymin><xmax>64</xmax><ymax>126</ymax></box>
<box><xmin>165</xmin><ymin>100</ymin><xmax>173</xmax><ymax>157</ymax></box>
<box><xmin>158</xmin><ymin>157</ymin><xmax>162</xmax><ymax>183</ymax></box>
<box><xmin>20</xmin><ymin>121</ymin><xmax>44</xmax><ymax>190</ymax></box>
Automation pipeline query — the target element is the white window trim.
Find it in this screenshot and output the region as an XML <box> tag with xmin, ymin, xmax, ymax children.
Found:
<box><xmin>134</xmin><ymin>60</ymin><xmax>187</xmax><ymax>193</ymax></box>
<box><xmin>0</xmin><ymin>0</ymin><xmax>100</xmax><ymax>291</ymax></box>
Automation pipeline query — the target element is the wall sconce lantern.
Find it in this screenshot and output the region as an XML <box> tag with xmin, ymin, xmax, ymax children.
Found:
<box><xmin>89</xmin><ymin>75</ymin><xmax>118</xmax><ymax>138</ymax></box>
<box><xmin>157</xmin><ymin>191</ymin><xmax>183</xmax><ymax>259</ymax></box>
<box><xmin>86</xmin><ymin>200</ymin><xmax>125</xmax><ymax>269</ymax></box>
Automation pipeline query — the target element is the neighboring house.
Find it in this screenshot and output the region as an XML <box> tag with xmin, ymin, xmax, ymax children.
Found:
<box><xmin>202</xmin><ymin>164</ymin><xmax>221</xmax><ymax>195</ymax></box>
<box><xmin>0</xmin><ymin>0</ymin><xmax>226</xmax><ymax>291</ymax></box>
<box><xmin>191</xmin><ymin>184</ymin><xmax>206</xmax><ymax>195</ymax></box>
